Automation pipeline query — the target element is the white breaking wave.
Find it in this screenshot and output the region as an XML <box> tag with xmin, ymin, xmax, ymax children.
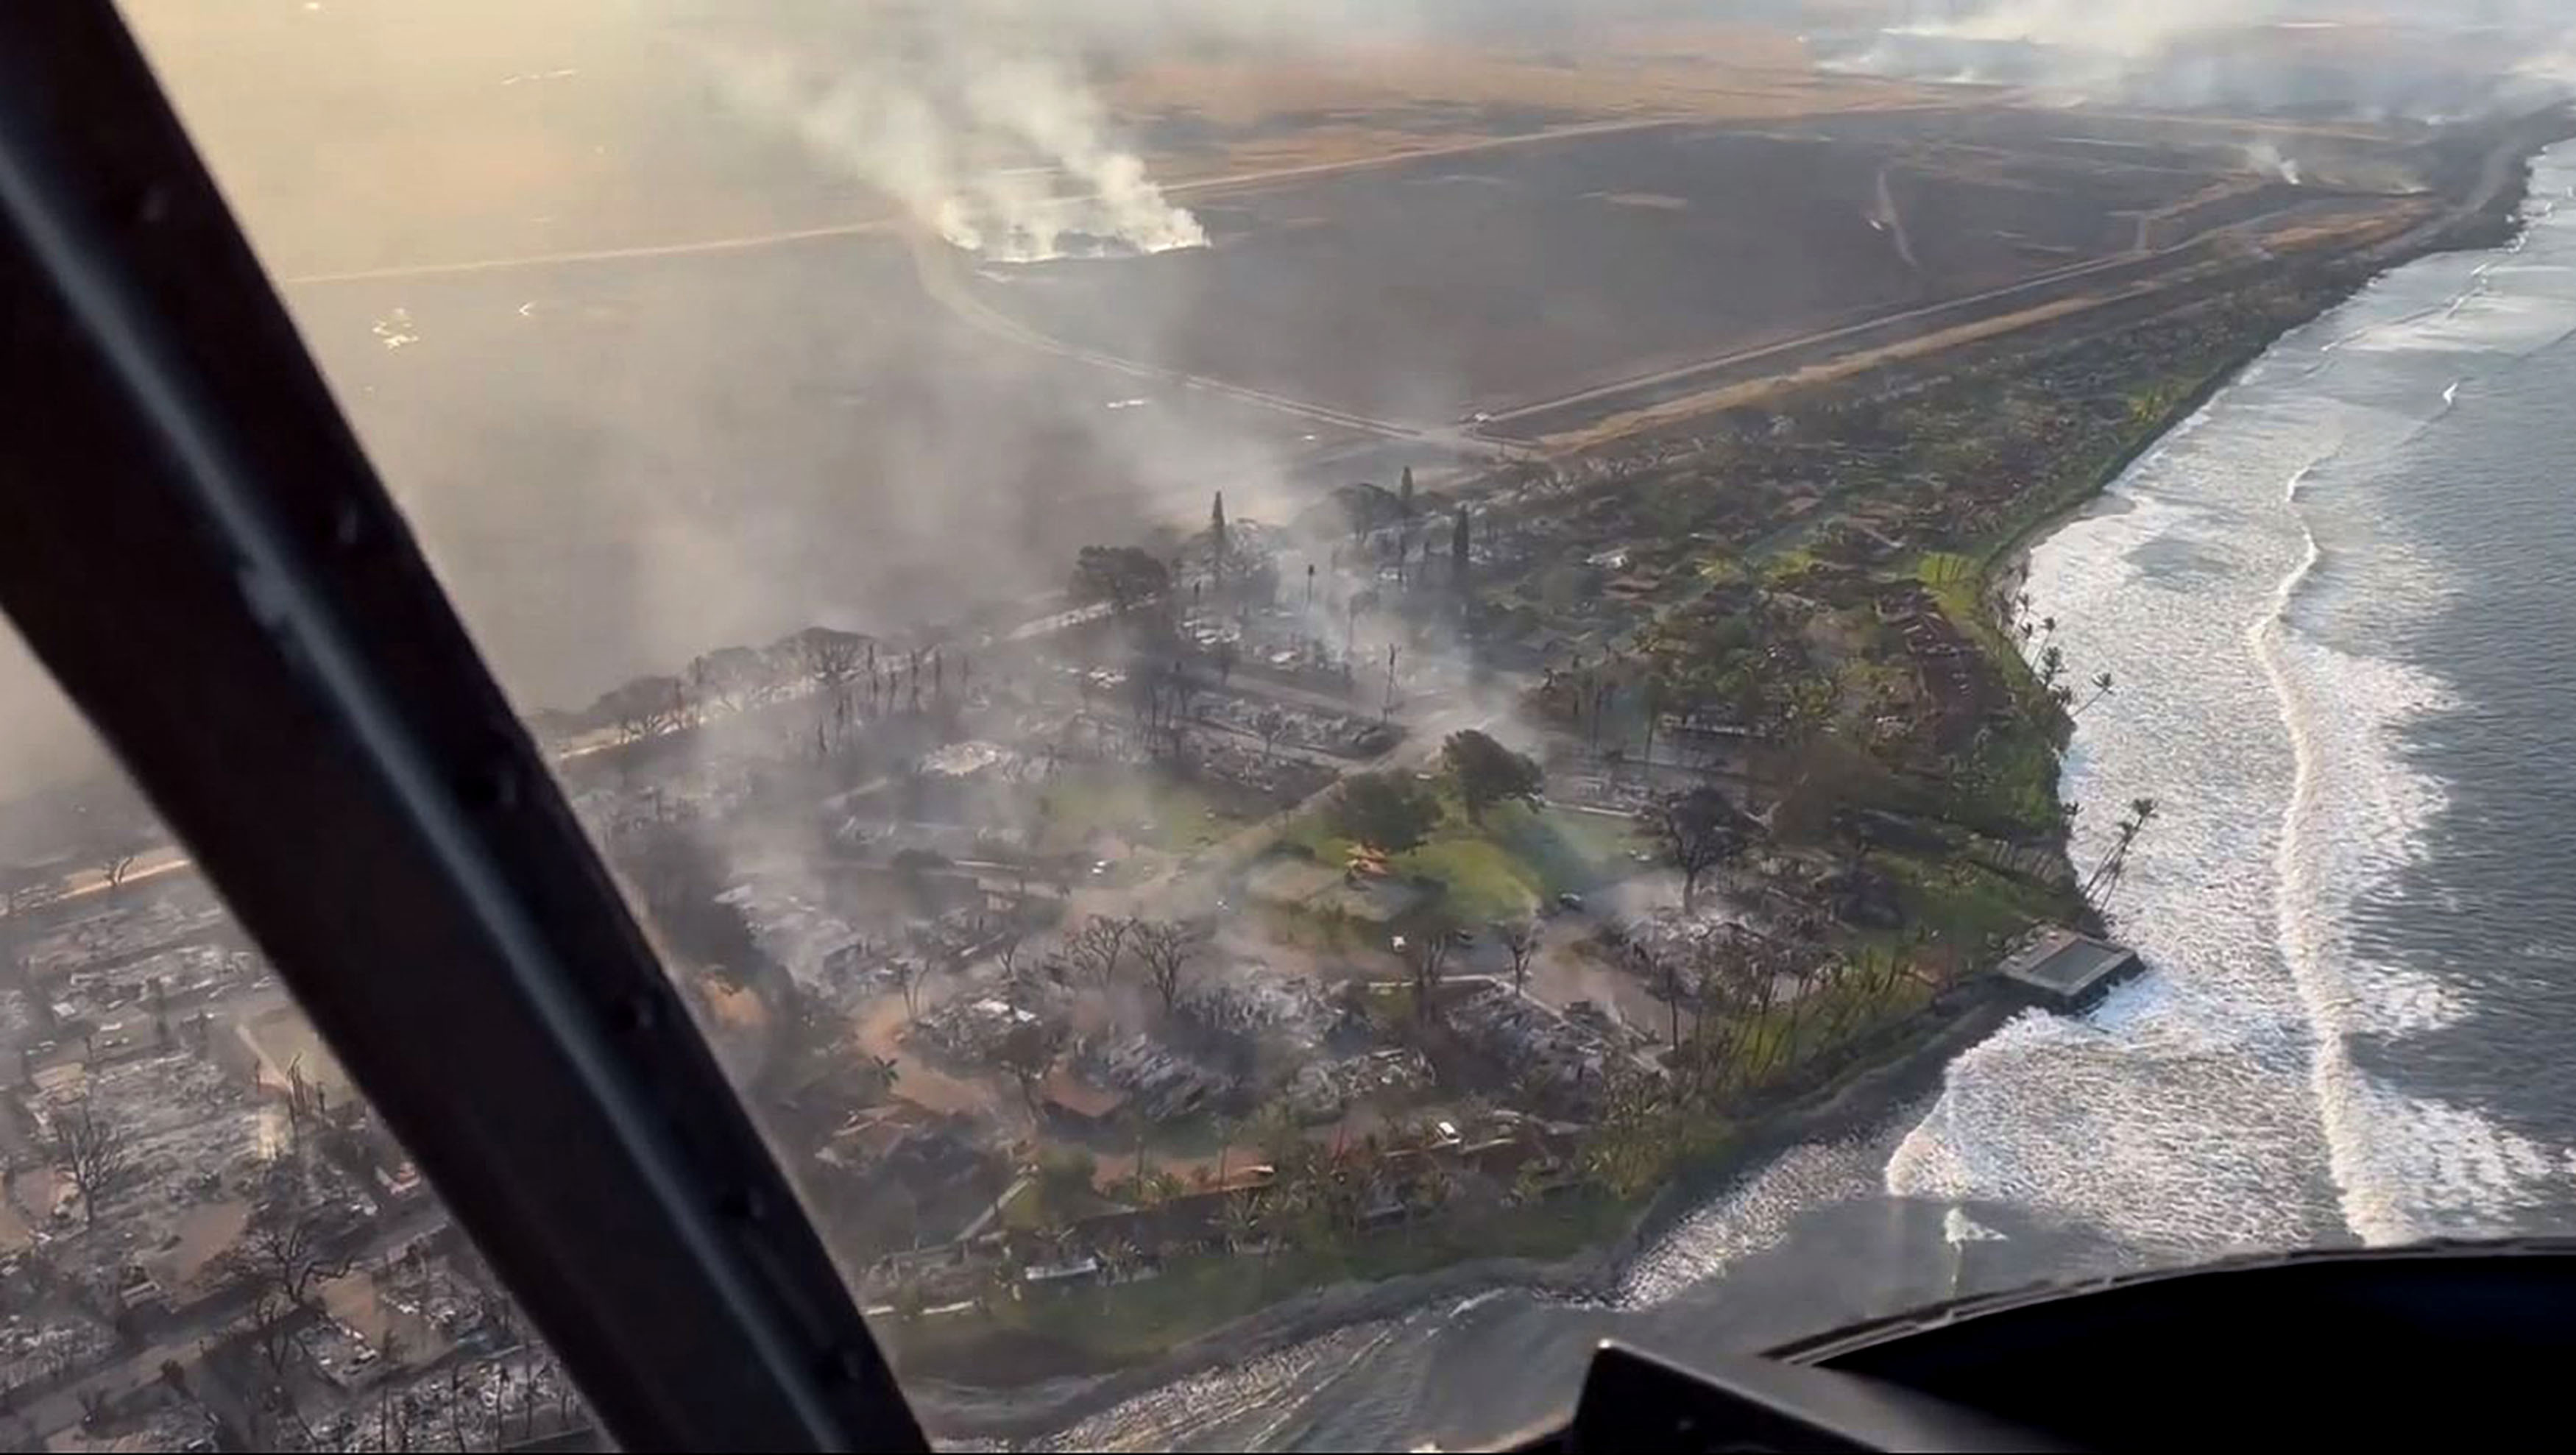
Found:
<box><xmin>2257</xmin><ymin>463</ymin><xmax>2463</xmax><ymax>1241</ymax></box>
<box><xmin>1889</xmin><ymin>428</ymin><xmax>2337</xmax><ymax>1257</ymax></box>
<box><xmin>1620</xmin><ymin>1132</ymin><xmax>1900</xmax><ymax>1306</ymax></box>
<box><xmin>1897</xmin><ymin>152</ymin><xmax>2576</xmax><ymax>1256</ymax></box>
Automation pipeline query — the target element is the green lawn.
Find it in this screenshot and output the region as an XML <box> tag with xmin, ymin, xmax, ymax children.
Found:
<box><xmin>1911</xmin><ymin>554</ymin><xmax>2067</xmax><ymax>839</ymax></box>
<box><xmin>1278</xmin><ymin>797</ymin><xmax>1635</xmax><ymax>924</ymax></box>
<box><xmin>1871</xmin><ymin>849</ymin><xmax>2078</xmax><ymax>954</ymax></box>
<box><xmin>1033</xmin><ymin>765</ymin><xmax>1254</xmax><ymax>855</ymax></box>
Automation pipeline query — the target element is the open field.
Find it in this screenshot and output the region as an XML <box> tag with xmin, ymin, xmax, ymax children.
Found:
<box><xmin>120</xmin><ymin>3</ymin><xmax>1929</xmax><ymax>283</ymax></box>
<box><xmin>1</xmin><ymin>6</ymin><xmax>2443</xmax><ymax>753</ymax></box>
<box><xmin>243</xmin><ymin>96</ymin><xmax>2465</xmax><ymax>726</ymax></box>
<box><xmin>969</xmin><ymin>106</ymin><xmax>2442</xmax><ymax>432</ymax></box>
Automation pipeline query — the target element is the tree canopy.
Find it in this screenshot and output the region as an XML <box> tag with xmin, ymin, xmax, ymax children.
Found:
<box><xmin>773</xmin><ymin>626</ymin><xmax>871</xmax><ymax>684</ymax></box>
<box><xmin>1441</xmin><ymin>729</ymin><xmax>1543</xmax><ymax>822</ymax></box>
<box><xmin>1337</xmin><ymin>771</ymin><xmax>1442</xmax><ymax>855</ymax></box>
<box><xmin>1328</xmin><ymin>481</ymin><xmax>1403</xmax><ymax>540</ymax></box>
<box><xmin>1072</xmin><ymin>545</ymin><xmax>1171</xmax><ymax>613</ymax></box>
<box><xmin>1649</xmin><ymin>786</ymin><xmax>1755</xmax><ymax>910</ymax></box>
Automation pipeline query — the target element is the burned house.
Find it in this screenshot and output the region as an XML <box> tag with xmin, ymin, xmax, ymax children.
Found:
<box><xmin>1279</xmin><ymin>1047</ymin><xmax>1434</xmax><ymax>1123</ymax></box>
<box><xmin>1446</xmin><ymin>985</ymin><xmax>1627</xmax><ymax>1116</ymax></box>
<box><xmin>908</xmin><ymin>994</ymin><xmax>1055</xmax><ymax>1066</ymax></box>
<box><xmin>1073</xmin><ymin>1033</ymin><xmax>1243</xmax><ymax>1123</ymax></box>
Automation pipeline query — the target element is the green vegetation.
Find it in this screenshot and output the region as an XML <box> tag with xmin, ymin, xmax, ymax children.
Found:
<box><xmin>1281</xmin><ymin>794</ymin><xmax>1632</xmax><ymax>926</ymax></box>
<box><xmin>1440</xmin><ymin>730</ymin><xmax>1544</xmax><ymax>824</ymax></box>
<box><xmin>1336</xmin><ymin>771</ymin><xmax>1443</xmax><ymax>855</ymax></box>
<box><xmin>1401</xmin><ymin>837</ymin><xmax>1538</xmax><ymax>923</ymax></box>
<box><xmin>1857</xmin><ymin>849</ymin><xmax>2068</xmax><ymax>963</ymax></box>
<box><xmin>1031</xmin><ymin>765</ymin><xmax>1254</xmax><ymax>854</ymax></box>
<box><xmin>887</xmin><ymin>1193</ymin><xmax>1633</xmax><ymax>1376</ymax></box>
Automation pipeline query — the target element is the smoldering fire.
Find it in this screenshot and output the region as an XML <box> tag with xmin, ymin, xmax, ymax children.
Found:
<box><xmin>702</xmin><ymin>38</ymin><xmax>1206</xmax><ymax>263</ymax></box>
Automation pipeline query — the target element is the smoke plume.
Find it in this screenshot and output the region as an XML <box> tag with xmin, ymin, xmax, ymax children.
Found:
<box><xmin>1839</xmin><ymin>1</ymin><xmax>2576</xmax><ymax>119</ymax></box>
<box><xmin>701</xmin><ymin>28</ymin><xmax>1206</xmax><ymax>261</ymax></box>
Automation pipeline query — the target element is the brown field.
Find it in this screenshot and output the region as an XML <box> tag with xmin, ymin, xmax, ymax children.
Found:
<box><xmin>969</xmin><ymin>107</ymin><xmax>2433</xmax><ymax>431</ymax></box>
<box><xmin>26</xmin><ymin>4</ymin><xmax>2452</xmax><ymax>740</ymax></box>
<box><xmin>1115</xmin><ymin>22</ymin><xmax>1942</xmax><ymax>180</ymax></box>
<box><xmin>121</xmin><ymin>1</ymin><xmax>1935</xmax><ymax>280</ymax></box>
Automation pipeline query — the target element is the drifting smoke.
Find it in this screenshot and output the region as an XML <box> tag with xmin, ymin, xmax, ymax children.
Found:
<box><xmin>702</xmin><ymin>35</ymin><xmax>1206</xmax><ymax>262</ymax></box>
<box><xmin>2245</xmin><ymin>140</ymin><xmax>2304</xmax><ymax>186</ymax></box>
<box><xmin>1836</xmin><ymin>1</ymin><xmax>2576</xmax><ymax>120</ymax></box>
<box><xmin>1896</xmin><ymin>0</ymin><xmax>2240</xmax><ymax>52</ymax></box>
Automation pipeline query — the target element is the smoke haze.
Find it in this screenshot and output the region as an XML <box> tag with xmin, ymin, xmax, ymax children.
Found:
<box><xmin>6</xmin><ymin>0</ymin><xmax>2573</xmax><ymax>810</ymax></box>
<box><xmin>1844</xmin><ymin>1</ymin><xmax>2576</xmax><ymax>118</ymax></box>
<box><xmin>698</xmin><ymin>37</ymin><xmax>1208</xmax><ymax>262</ymax></box>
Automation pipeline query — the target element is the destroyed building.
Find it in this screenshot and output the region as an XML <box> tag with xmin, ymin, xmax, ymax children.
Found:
<box><xmin>716</xmin><ymin>875</ymin><xmax>871</xmax><ymax>995</ymax></box>
<box><xmin>1446</xmin><ymin>985</ymin><xmax>1625</xmax><ymax>1116</ymax></box>
<box><xmin>1278</xmin><ymin>1047</ymin><xmax>1434</xmax><ymax>1124</ymax></box>
<box><xmin>907</xmin><ymin>991</ymin><xmax>1057</xmax><ymax>1066</ymax></box>
<box><xmin>1072</xmin><ymin>1032</ymin><xmax>1244</xmax><ymax>1123</ymax></box>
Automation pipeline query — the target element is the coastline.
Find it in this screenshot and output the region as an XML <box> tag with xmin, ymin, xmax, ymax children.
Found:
<box><xmin>906</xmin><ymin>118</ymin><xmax>2576</xmax><ymax>1447</ymax></box>
<box><xmin>1961</xmin><ymin>120</ymin><xmax>2571</xmax><ymax>862</ymax></box>
<box><xmin>1986</xmin><ymin>112</ymin><xmax>2572</xmax><ymax>598</ymax></box>
<box><xmin>911</xmin><ymin>990</ymin><xmax>2019</xmax><ymax>1442</ymax></box>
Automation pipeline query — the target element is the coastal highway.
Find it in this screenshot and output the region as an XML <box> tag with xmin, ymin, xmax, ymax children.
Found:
<box><xmin>1473</xmin><ymin>116</ymin><xmax>2558</xmax><ymax>446</ymax></box>
<box><xmin>1466</xmin><ymin>190</ymin><xmax>2363</xmax><ymax>442</ymax></box>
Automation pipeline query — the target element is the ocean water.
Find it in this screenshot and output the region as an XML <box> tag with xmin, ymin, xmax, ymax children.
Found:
<box><xmin>1018</xmin><ymin>145</ymin><xmax>2576</xmax><ymax>1450</ymax></box>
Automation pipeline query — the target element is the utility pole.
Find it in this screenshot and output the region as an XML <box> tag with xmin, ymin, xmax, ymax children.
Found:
<box><xmin>1383</xmin><ymin>644</ymin><xmax>1400</xmax><ymax>723</ymax></box>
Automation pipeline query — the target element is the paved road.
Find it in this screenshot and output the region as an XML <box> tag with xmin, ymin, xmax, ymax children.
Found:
<box><xmin>1484</xmin><ymin>118</ymin><xmax>2563</xmax><ymax>443</ymax></box>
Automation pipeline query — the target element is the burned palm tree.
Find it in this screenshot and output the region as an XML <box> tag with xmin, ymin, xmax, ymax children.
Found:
<box><xmin>2073</xmin><ymin>669</ymin><xmax>2117</xmax><ymax>717</ymax></box>
<box><xmin>2082</xmin><ymin>796</ymin><xmax>2161</xmax><ymax>909</ymax></box>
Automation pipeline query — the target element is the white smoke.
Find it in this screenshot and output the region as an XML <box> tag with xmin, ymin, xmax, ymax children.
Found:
<box><xmin>1907</xmin><ymin>0</ymin><xmax>2248</xmax><ymax>52</ymax></box>
<box><xmin>1846</xmin><ymin>1</ymin><xmax>2576</xmax><ymax>119</ymax></box>
<box><xmin>2245</xmin><ymin>140</ymin><xmax>2304</xmax><ymax>186</ymax></box>
<box><xmin>701</xmin><ymin>32</ymin><xmax>1206</xmax><ymax>262</ymax></box>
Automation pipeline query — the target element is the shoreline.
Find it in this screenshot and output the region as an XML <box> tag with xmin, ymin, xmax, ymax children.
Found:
<box><xmin>1988</xmin><ymin>116</ymin><xmax>2572</xmax><ymax>595</ymax></box>
<box><xmin>910</xmin><ymin>991</ymin><xmax>2018</xmax><ymax>1442</ymax></box>
<box><xmin>906</xmin><ymin>121</ymin><xmax>2576</xmax><ymax>1448</ymax></box>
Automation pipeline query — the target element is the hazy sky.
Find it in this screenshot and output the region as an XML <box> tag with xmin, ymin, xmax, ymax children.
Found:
<box><xmin>6</xmin><ymin>0</ymin><xmax>2567</xmax><ymax>811</ymax></box>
